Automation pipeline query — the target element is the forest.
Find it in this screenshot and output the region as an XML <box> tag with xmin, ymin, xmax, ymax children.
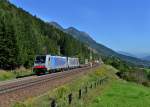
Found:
<box><xmin>0</xmin><ymin>0</ymin><xmax>97</xmax><ymax>69</ymax></box>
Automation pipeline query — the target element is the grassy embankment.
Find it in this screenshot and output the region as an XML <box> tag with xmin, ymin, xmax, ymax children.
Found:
<box><xmin>0</xmin><ymin>67</ymin><xmax>33</xmax><ymax>81</ymax></box>
<box><xmin>13</xmin><ymin>65</ymin><xmax>150</xmax><ymax>107</ymax></box>
<box><xmin>13</xmin><ymin>65</ymin><xmax>118</xmax><ymax>107</ymax></box>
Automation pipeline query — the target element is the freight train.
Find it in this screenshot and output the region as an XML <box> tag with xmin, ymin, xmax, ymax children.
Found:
<box><xmin>33</xmin><ymin>55</ymin><xmax>80</xmax><ymax>75</ymax></box>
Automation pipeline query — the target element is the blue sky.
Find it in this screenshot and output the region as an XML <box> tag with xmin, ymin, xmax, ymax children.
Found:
<box><xmin>10</xmin><ymin>0</ymin><xmax>150</xmax><ymax>57</ymax></box>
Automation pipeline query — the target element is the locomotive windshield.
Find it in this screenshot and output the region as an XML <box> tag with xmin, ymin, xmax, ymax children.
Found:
<box><xmin>35</xmin><ymin>56</ymin><xmax>46</xmax><ymax>64</ymax></box>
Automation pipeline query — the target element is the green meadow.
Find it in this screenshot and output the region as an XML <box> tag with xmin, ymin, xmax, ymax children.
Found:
<box><xmin>88</xmin><ymin>80</ymin><xmax>150</xmax><ymax>107</ymax></box>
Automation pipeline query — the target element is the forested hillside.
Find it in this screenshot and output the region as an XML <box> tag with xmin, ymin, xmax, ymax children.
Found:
<box><xmin>0</xmin><ymin>0</ymin><xmax>95</xmax><ymax>69</ymax></box>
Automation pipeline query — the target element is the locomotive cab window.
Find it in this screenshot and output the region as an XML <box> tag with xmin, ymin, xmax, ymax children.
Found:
<box><xmin>35</xmin><ymin>56</ymin><xmax>46</xmax><ymax>64</ymax></box>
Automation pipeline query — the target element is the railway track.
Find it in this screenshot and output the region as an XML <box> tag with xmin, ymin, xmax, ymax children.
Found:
<box><xmin>0</xmin><ymin>64</ymin><xmax>99</xmax><ymax>107</ymax></box>
<box><xmin>0</xmin><ymin>66</ymin><xmax>89</xmax><ymax>94</ymax></box>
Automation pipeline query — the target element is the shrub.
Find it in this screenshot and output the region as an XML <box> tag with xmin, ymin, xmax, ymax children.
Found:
<box><xmin>0</xmin><ymin>70</ymin><xmax>15</xmax><ymax>81</ymax></box>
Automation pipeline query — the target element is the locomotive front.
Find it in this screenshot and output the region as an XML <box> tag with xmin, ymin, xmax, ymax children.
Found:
<box><xmin>33</xmin><ymin>55</ymin><xmax>48</xmax><ymax>75</ymax></box>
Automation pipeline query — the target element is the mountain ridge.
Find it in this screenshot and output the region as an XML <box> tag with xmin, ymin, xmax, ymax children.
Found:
<box><xmin>49</xmin><ymin>21</ymin><xmax>150</xmax><ymax>67</ymax></box>
<box><xmin>118</xmin><ymin>51</ymin><xmax>137</xmax><ymax>58</ymax></box>
<box><xmin>142</xmin><ymin>56</ymin><xmax>150</xmax><ymax>61</ymax></box>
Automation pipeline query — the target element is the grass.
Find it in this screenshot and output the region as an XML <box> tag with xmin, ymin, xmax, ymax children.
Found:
<box><xmin>13</xmin><ymin>65</ymin><xmax>113</xmax><ymax>107</ymax></box>
<box><xmin>0</xmin><ymin>67</ymin><xmax>33</xmax><ymax>81</ymax></box>
<box><xmin>13</xmin><ymin>65</ymin><xmax>150</xmax><ymax>107</ymax></box>
<box><xmin>88</xmin><ymin>80</ymin><xmax>150</xmax><ymax>107</ymax></box>
<box><xmin>0</xmin><ymin>70</ymin><xmax>16</xmax><ymax>81</ymax></box>
<box><xmin>14</xmin><ymin>67</ymin><xmax>33</xmax><ymax>78</ymax></box>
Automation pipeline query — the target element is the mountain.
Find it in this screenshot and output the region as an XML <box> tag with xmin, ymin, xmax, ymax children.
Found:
<box><xmin>142</xmin><ymin>56</ymin><xmax>150</xmax><ymax>61</ymax></box>
<box><xmin>50</xmin><ymin>22</ymin><xmax>150</xmax><ymax>67</ymax></box>
<box><xmin>65</xmin><ymin>27</ymin><xmax>95</xmax><ymax>45</ymax></box>
<box><xmin>65</xmin><ymin>27</ymin><xmax>118</xmax><ymax>56</ymax></box>
<box><xmin>49</xmin><ymin>22</ymin><xmax>118</xmax><ymax>56</ymax></box>
<box><xmin>118</xmin><ymin>51</ymin><xmax>137</xmax><ymax>58</ymax></box>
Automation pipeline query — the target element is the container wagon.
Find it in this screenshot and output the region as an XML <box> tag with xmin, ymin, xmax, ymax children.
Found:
<box><xmin>68</xmin><ymin>57</ymin><xmax>79</xmax><ymax>69</ymax></box>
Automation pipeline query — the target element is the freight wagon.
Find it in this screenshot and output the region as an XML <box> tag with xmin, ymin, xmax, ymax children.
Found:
<box><xmin>68</xmin><ymin>57</ymin><xmax>79</xmax><ymax>68</ymax></box>
<box><xmin>33</xmin><ymin>55</ymin><xmax>79</xmax><ymax>75</ymax></box>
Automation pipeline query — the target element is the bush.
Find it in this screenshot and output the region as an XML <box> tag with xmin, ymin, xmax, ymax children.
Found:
<box><xmin>0</xmin><ymin>70</ymin><xmax>15</xmax><ymax>81</ymax></box>
<box><xmin>117</xmin><ymin>70</ymin><xmax>149</xmax><ymax>87</ymax></box>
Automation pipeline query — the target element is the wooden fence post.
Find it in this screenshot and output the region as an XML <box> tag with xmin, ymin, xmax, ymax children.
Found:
<box><xmin>79</xmin><ymin>89</ymin><xmax>82</xmax><ymax>99</ymax></box>
<box><xmin>51</xmin><ymin>99</ymin><xmax>56</xmax><ymax>107</ymax></box>
<box><xmin>95</xmin><ymin>82</ymin><xmax>97</xmax><ymax>88</ymax></box>
<box><xmin>68</xmin><ymin>93</ymin><xmax>72</xmax><ymax>104</ymax></box>
<box><xmin>90</xmin><ymin>84</ymin><xmax>93</xmax><ymax>89</ymax></box>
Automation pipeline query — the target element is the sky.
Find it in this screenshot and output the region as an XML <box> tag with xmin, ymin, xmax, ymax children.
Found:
<box><xmin>10</xmin><ymin>0</ymin><xmax>150</xmax><ymax>57</ymax></box>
